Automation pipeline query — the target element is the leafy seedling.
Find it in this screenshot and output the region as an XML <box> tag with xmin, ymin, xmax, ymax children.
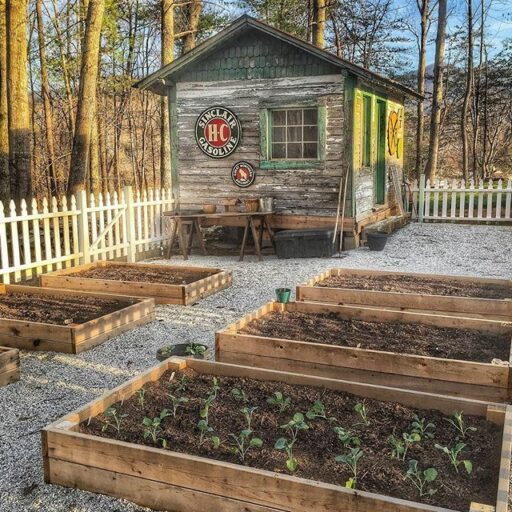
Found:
<box><xmin>209</xmin><ymin>377</ymin><xmax>220</xmax><ymax>399</ymax></box>
<box><xmin>185</xmin><ymin>342</ymin><xmax>206</xmax><ymax>357</ymax></box>
<box><xmin>231</xmin><ymin>387</ymin><xmax>249</xmax><ymax>403</ymax></box>
<box><xmin>388</xmin><ymin>431</ymin><xmax>420</xmax><ymax>461</ymax></box>
<box><xmin>143</xmin><ymin>409</ymin><xmax>171</xmax><ymax>447</ymax></box>
<box><xmin>197</xmin><ymin>419</ymin><xmax>220</xmax><ymax>448</ymax></box>
<box><xmin>174</xmin><ymin>375</ymin><xmax>188</xmax><ymax>393</ymax></box>
<box><xmin>444</xmin><ymin>410</ymin><xmax>476</xmax><ymax>439</ymax></box>
<box><xmin>335</xmin><ymin>447</ymin><xmax>363</xmax><ymax>489</ymax></box>
<box><xmin>411</xmin><ymin>414</ymin><xmax>436</xmax><ymax>440</ymax></box>
<box><xmin>101</xmin><ymin>407</ymin><xmax>127</xmax><ymax>434</ymax></box>
<box><xmin>137</xmin><ymin>389</ymin><xmax>146</xmax><ymax>410</ymax></box>
<box><xmin>275</xmin><ymin>412</ymin><xmax>309</xmax><ymax>472</ymax></box>
<box><xmin>435</xmin><ymin>442</ymin><xmax>473</xmax><ymax>475</ymax></box>
<box><xmin>267</xmin><ymin>391</ymin><xmax>291</xmax><ymax>412</ymax></box>
<box><xmin>228</xmin><ymin>407</ymin><xmax>263</xmax><ymax>463</ymax></box>
<box><xmin>404</xmin><ymin>460</ymin><xmax>438</xmax><ymax>497</ymax></box>
<box><xmin>354</xmin><ymin>402</ymin><xmax>370</xmax><ymax>427</ymax></box>
<box><xmin>333</xmin><ymin>426</ymin><xmax>361</xmax><ymax>449</ymax></box>
<box><xmin>306</xmin><ymin>400</ymin><xmax>335</xmax><ymax>422</ymax></box>
<box><xmin>169</xmin><ymin>394</ymin><xmax>189</xmax><ymax>418</ymax></box>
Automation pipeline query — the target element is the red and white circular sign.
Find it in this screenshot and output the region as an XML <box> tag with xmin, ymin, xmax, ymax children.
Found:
<box><xmin>195</xmin><ymin>106</ymin><xmax>242</xmax><ymax>158</ymax></box>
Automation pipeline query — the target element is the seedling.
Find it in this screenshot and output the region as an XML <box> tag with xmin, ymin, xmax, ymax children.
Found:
<box><xmin>137</xmin><ymin>389</ymin><xmax>146</xmax><ymax>410</ymax></box>
<box><xmin>200</xmin><ymin>395</ymin><xmax>215</xmax><ymax>422</ymax></box>
<box><xmin>209</xmin><ymin>377</ymin><xmax>220</xmax><ymax>399</ymax></box>
<box><xmin>228</xmin><ymin>407</ymin><xmax>263</xmax><ymax>463</ymax></box>
<box><xmin>275</xmin><ymin>412</ymin><xmax>309</xmax><ymax>472</ymax></box>
<box><xmin>435</xmin><ymin>442</ymin><xmax>473</xmax><ymax>475</ymax></box>
<box><xmin>410</xmin><ymin>414</ymin><xmax>435</xmax><ymax>440</ymax></box>
<box><xmin>388</xmin><ymin>431</ymin><xmax>420</xmax><ymax>461</ymax></box>
<box><xmin>306</xmin><ymin>400</ymin><xmax>335</xmax><ymax>421</ymax></box>
<box><xmin>197</xmin><ymin>419</ymin><xmax>220</xmax><ymax>448</ymax></box>
<box><xmin>444</xmin><ymin>410</ymin><xmax>476</xmax><ymax>439</ymax></box>
<box><xmin>241</xmin><ymin>406</ymin><xmax>257</xmax><ymax>431</ymax></box>
<box><xmin>231</xmin><ymin>387</ymin><xmax>249</xmax><ymax>403</ymax></box>
<box><xmin>142</xmin><ymin>409</ymin><xmax>171</xmax><ymax>447</ymax></box>
<box><xmin>185</xmin><ymin>342</ymin><xmax>206</xmax><ymax>357</ymax></box>
<box><xmin>354</xmin><ymin>402</ymin><xmax>370</xmax><ymax>426</ymax></box>
<box><xmin>267</xmin><ymin>391</ymin><xmax>291</xmax><ymax>412</ymax></box>
<box><xmin>333</xmin><ymin>426</ymin><xmax>361</xmax><ymax>449</ymax></box>
<box><xmin>404</xmin><ymin>460</ymin><xmax>438</xmax><ymax>497</ymax></box>
<box><xmin>168</xmin><ymin>394</ymin><xmax>189</xmax><ymax>418</ymax></box>
<box><xmin>335</xmin><ymin>447</ymin><xmax>363</xmax><ymax>489</ymax></box>
<box><xmin>175</xmin><ymin>375</ymin><xmax>188</xmax><ymax>393</ymax></box>
<box><xmin>101</xmin><ymin>407</ymin><xmax>127</xmax><ymax>434</ymax></box>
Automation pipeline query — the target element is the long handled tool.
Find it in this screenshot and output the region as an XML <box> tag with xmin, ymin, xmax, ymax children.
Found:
<box><xmin>332</xmin><ymin>164</ymin><xmax>349</xmax><ymax>257</ymax></box>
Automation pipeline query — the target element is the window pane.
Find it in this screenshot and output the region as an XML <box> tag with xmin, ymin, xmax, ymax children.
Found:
<box><xmin>303</xmin><ymin>126</ymin><xmax>317</xmax><ymax>142</ymax></box>
<box><xmin>304</xmin><ymin>108</ymin><xmax>317</xmax><ymax>124</ymax></box>
<box><xmin>304</xmin><ymin>143</ymin><xmax>318</xmax><ymax>159</ymax></box>
<box><xmin>272</xmin><ymin>110</ymin><xmax>286</xmax><ymax>126</ymax></box>
<box><xmin>272</xmin><ymin>143</ymin><xmax>286</xmax><ymax>159</ymax></box>
<box><xmin>287</xmin><ymin>127</ymin><xmax>302</xmax><ymax>142</ymax></box>
<box><xmin>287</xmin><ymin>143</ymin><xmax>302</xmax><ymax>159</ymax></box>
<box><xmin>272</xmin><ymin>126</ymin><xmax>285</xmax><ymax>142</ymax></box>
<box><xmin>287</xmin><ymin>110</ymin><xmax>302</xmax><ymax>126</ymax></box>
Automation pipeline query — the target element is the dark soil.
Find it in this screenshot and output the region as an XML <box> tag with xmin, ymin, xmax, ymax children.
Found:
<box><xmin>69</xmin><ymin>265</ymin><xmax>218</xmax><ymax>285</ymax></box>
<box><xmin>81</xmin><ymin>368</ymin><xmax>501</xmax><ymax>511</ymax></box>
<box><xmin>0</xmin><ymin>292</ymin><xmax>130</xmax><ymax>325</ymax></box>
<box><xmin>239</xmin><ymin>311</ymin><xmax>510</xmax><ymax>363</ymax></box>
<box><xmin>317</xmin><ymin>273</ymin><xmax>512</xmax><ymax>299</ymax></box>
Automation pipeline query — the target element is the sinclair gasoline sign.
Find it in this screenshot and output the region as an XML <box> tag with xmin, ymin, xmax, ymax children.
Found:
<box><xmin>195</xmin><ymin>106</ymin><xmax>242</xmax><ymax>158</ymax></box>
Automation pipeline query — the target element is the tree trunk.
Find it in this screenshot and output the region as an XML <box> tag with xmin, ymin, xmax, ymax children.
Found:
<box><xmin>6</xmin><ymin>0</ymin><xmax>32</xmax><ymax>200</ymax></box>
<box><xmin>424</xmin><ymin>0</ymin><xmax>447</xmax><ymax>182</ymax></box>
<box><xmin>183</xmin><ymin>1</ymin><xmax>202</xmax><ymax>54</ymax></box>
<box><xmin>312</xmin><ymin>0</ymin><xmax>326</xmax><ymax>49</ymax></box>
<box><xmin>67</xmin><ymin>0</ymin><xmax>105</xmax><ymax>195</ymax></box>
<box><xmin>415</xmin><ymin>0</ymin><xmax>429</xmax><ymax>178</ymax></box>
<box><xmin>460</xmin><ymin>0</ymin><xmax>473</xmax><ymax>182</ymax></box>
<box><xmin>36</xmin><ymin>0</ymin><xmax>58</xmax><ymax>196</ymax></box>
<box><xmin>0</xmin><ymin>0</ymin><xmax>9</xmax><ymax>201</ymax></box>
<box><xmin>160</xmin><ymin>0</ymin><xmax>174</xmax><ymax>189</ymax></box>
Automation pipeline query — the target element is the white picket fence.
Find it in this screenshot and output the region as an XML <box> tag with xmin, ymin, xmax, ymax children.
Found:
<box><xmin>405</xmin><ymin>175</ymin><xmax>512</xmax><ymax>223</ymax></box>
<box><xmin>0</xmin><ymin>186</ymin><xmax>174</xmax><ymax>284</ymax></box>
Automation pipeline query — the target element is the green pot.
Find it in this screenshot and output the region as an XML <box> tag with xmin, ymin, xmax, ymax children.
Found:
<box><xmin>275</xmin><ymin>288</ymin><xmax>291</xmax><ymax>304</ymax></box>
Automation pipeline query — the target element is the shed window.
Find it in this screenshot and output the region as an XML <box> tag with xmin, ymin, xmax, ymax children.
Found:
<box><xmin>271</xmin><ymin>108</ymin><xmax>318</xmax><ymax>160</ymax></box>
<box><xmin>362</xmin><ymin>96</ymin><xmax>372</xmax><ymax>166</ymax></box>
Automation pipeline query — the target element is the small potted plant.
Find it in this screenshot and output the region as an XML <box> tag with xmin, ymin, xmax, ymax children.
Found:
<box><xmin>156</xmin><ymin>342</ymin><xmax>208</xmax><ymax>361</ymax></box>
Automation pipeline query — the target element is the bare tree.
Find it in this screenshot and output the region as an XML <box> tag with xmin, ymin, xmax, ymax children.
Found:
<box><xmin>0</xmin><ymin>0</ymin><xmax>8</xmax><ymax>201</ymax></box>
<box><xmin>312</xmin><ymin>0</ymin><xmax>326</xmax><ymax>48</ymax></box>
<box><xmin>182</xmin><ymin>0</ymin><xmax>202</xmax><ymax>54</ymax></box>
<box><xmin>460</xmin><ymin>0</ymin><xmax>473</xmax><ymax>182</ymax></box>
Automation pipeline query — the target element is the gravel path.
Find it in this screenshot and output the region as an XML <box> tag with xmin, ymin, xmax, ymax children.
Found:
<box><xmin>0</xmin><ymin>223</ymin><xmax>511</xmax><ymax>512</ymax></box>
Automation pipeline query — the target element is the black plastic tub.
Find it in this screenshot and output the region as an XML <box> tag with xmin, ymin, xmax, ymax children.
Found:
<box><xmin>366</xmin><ymin>231</ymin><xmax>388</xmax><ymax>251</ymax></box>
<box><xmin>274</xmin><ymin>229</ymin><xmax>334</xmax><ymax>259</ymax></box>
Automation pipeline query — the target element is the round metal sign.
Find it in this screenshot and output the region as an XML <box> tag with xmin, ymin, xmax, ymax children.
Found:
<box><xmin>231</xmin><ymin>161</ymin><xmax>256</xmax><ymax>188</ymax></box>
<box><xmin>195</xmin><ymin>106</ymin><xmax>242</xmax><ymax>158</ymax></box>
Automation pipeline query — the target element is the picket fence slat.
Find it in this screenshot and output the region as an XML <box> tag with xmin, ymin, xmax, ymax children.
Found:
<box><xmin>407</xmin><ymin>177</ymin><xmax>512</xmax><ymax>223</ymax></box>
<box><xmin>0</xmin><ymin>186</ymin><xmax>174</xmax><ymax>284</ymax></box>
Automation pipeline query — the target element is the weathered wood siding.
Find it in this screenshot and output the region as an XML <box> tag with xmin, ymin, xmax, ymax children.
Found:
<box><xmin>175</xmin><ymin>75</ymin><xmax>349</xmax><ymax>216</ymax></box>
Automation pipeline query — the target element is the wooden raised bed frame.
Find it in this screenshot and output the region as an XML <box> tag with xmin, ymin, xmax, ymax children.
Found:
<box><xmin>0</xmin><ymin>285</ymin><xmax>155</xmax><ymax>354</ymax></box>
<box><xmin>40</xmin><ymin>261</ymin><xmax>233</xmax><ymax>305</ymax></box>
<box><xmin>216</xmin><ymin>301</ymin><xmax>512</xmax><ymax>403</ymax></box>
<box><xmin>42</xmin><ymin>357</ymin><xmax>511</xmax><ymax>512</ymax></box>
<box><xmin>0</xmin><ymin>346</ymin><xmax>20</xmax><ymax>387</ymax></box>
<box><xmin>296</xmin><ymin>268</ymin><xmax>512</xmax><ymax>320</ymax></box>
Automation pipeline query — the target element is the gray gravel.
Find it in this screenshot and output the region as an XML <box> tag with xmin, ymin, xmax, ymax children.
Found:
<box><xmin>0</xmin><ymin>222</ymin><xmax>511</xmax><ymax>512</ymax></box>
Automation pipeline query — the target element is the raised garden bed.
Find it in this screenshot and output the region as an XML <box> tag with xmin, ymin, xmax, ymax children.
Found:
<box><xmin>216</xmin><ymin>301</ymin><xmax>512</xmax><ymax>402</ymax></box>
<box><xmin>0</xmin><ymin>284</ymin><xmax>154</xmax><ymax>353</ymax></box>
<box><xmin>42</xmin><ymin>357</ymin><xmax>510</xmax><ymax>512</ymax></box>
<box><xmin>0</xmin><ymin>346</ymin><xmax>20</xmax><ymax>387</ymax></box>
<box><xmin>40</xmin><ymin>261</ymin><xmax>233</xmax><ymax>305</ymax></box>
<box><xmin>296</xmin><ymin>269</ymin><xmax>512</xmax><ymax>320</ymax></box>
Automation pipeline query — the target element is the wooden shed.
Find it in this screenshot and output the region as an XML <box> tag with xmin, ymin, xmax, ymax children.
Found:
<box><xmin>135</xmin><ymin>15</ymin><xmax>420</xmax><ymax>247</ymax></box>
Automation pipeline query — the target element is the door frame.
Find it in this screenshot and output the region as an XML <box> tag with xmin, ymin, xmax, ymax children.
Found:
<box><xmin>375</xmin><ymin>99</ymin><xmax>387</xmax><ymax>205</ymax></box>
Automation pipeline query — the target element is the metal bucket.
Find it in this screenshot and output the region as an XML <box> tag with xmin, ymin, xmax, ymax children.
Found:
<box><xmin>259</xmin><ymin>197</ymin><xmax>274</xmax><ymax>212</ymax></box>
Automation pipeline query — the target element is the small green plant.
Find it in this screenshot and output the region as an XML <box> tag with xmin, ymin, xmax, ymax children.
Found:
<box><xmin>411</xmin><ymin>414</ymin><xmax>436</xmax><ymax>440</ymax></box>
<box><xmin>228</xmin><ymin>407</ymin><xmax>263</xmax><ymax>463</ymax></box>
<box><xmin>185</xmin><ymin>342</ymin><xmax>206</xmax><ymax>357</ymax></box>
<box><xmin>175</xmin><ymin>375</ymin><xmax>188</xmax><ymax>393</ymax></box>
<box><xmin>101</xmin><ymin>407</ymin><xmax>127</xmax><ymax>434</ymax></box>
<box><xmin>142</xmin><ymin>409</ymin><xmax>171</xmax><ymax>447</ymax></box>
<box><xmin>197</xmin><ymin>394</ymin><xmax>219</xmax><ymax>448</ymax></box>
<box><xmin>306</xmin><ymin>400</ymin><xmax>335</xmax><ymax>421</ymax></box>
<box><xmin>168</xmin><ymin>394</ymin><xmax>189</xmax><ymax>418</ymax></box>
<box><xmin>435</xmin><ymin>442</ymin><xmax>473</xmax><ymax>475</ymax></box>
<box><xmin>275</xmin><ymin>412</ymin><xmax>309</xmax><ymax>472</ymax></box>
<box><xmin>333</xmin><ymin>426</ymin><xmax>361</xmax><ymax>449</ymax></box>
<box><xmin>209</xmin><ymin>377</ymin><xmax>220</xmax><ymax>399</ymax></box>
<box><xmin>335</xmin><ymin>447</ymin><xmax>363</xmax><ymax>489</ymax></box>
<box><xmin>444</xmin><ymin>410</ymin><xmax>476</xmax><ymax>439</ymax></box>
<box><xmin>137</xmin><ymin>389</ymin><xmax>146</xmax><ymax>410</ymax></box>
<box><xmin>404</xmin><ymin>460</ymin><xmax>438</xmax><ymax>497</ymax></box>
<box><xmin>267</xmin><ymin>391</ymin><xmax>291</xmax><ymax>412</ymax></box>
<box><xmin>160</xmin><ymin>345</ymin><xmax>174</xmax><ymax>358</ymax></box>
<box><xmin>354</xmin><ymin>402</ymin><xmax>370</xmax><ymax>426</ymax></box>
<box><xmin>231</xmin><ymin>387</ymin><xmax>249</xmax><ymax>403</ymax></box>
<box><xmin>388</xmin><ymin>431</ymin><xmax>421</xmax><ymax>461</ymax></box>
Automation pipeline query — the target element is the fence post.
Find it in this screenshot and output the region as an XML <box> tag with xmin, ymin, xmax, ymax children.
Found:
<box><xmin>125</xmin><ymin>185</ymin><xmax>137</xmax><ymax>263</ymax></box>
<box><xmin>76</xmin><ymin>190</ymin><xmax>90</xmax><ymax>265</ymax></box>
<box><xmin>418</xmin><ymin>174</ymin><xmax>425</xmax><ymax>223</ymax></box>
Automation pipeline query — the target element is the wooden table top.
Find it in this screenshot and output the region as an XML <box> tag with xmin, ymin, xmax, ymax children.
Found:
<box><xmin>163</xmin><ymin>211</ymin><xmax>275</xmax><ymax>218</ymax></box>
